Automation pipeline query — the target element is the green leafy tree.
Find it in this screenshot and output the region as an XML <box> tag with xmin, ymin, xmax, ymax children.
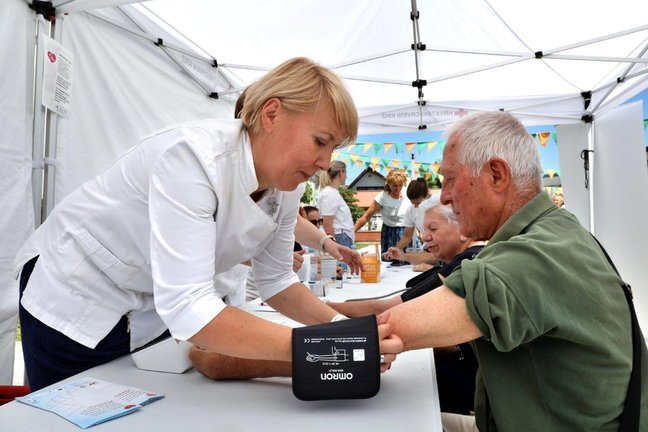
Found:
<box><xmin>300</xmin><ymin>181</ymin><xmax>313</xmax><ymax>204</ymax></box>
<box><xmin>338</xmin><ymin>186</ymin><xmax>364</xmax><ymax>222</ymax></box>
<box><xmin>426</xmin><ymin>175</ymin><xmax>442</xmax><ymax>190</ymax></box>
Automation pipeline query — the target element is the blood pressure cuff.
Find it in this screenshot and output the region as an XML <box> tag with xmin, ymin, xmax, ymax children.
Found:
<box><xmin>291</xmin><ymin>315</ymin><xmax>380</xmax><ymax>401</ymax></box>
<box><xmin>405</xmin><ymin>264</ymin><xmax>442</xmax><ymax>288</ymax></box>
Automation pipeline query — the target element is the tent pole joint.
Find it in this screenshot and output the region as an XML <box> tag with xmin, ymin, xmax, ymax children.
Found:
<box><xmin>581</xmin><ymin>91</ymin><xmax>592</xmax><ymax>110</ymax></box>
<box><xmin>29</xmin><ymin>0</ymin><xmax>56</xmax><ymax>21</ymax></box>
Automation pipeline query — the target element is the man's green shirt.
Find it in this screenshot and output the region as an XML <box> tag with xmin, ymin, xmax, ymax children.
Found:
<box><xmin>445</xmin><ymin>192</ymin><xmax>648</xmax><ymax>431</ymax></box>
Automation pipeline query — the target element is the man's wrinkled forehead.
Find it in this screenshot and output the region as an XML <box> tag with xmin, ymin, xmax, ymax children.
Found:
<box><xmin>439</xmin><ymin>135</ymin><xmax>461</xmax><ymax>175</ymax></box>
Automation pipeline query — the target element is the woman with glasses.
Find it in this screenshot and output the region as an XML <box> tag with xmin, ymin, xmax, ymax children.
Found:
<box><xmin>317</xmin><ymin>161</ymin><xmax>355</xmax><ymax>249</ymax></box>
<box><xmin>303</xmin><ymin>206</ymin><xmax>322</xmax><ymax>228</ymax></box>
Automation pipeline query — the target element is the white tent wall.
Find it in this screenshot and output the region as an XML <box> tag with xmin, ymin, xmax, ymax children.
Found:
<box><xmin>591</xmin><ymin>102</ymin><xmax>648</xmax><ymax>333</ymax></box>
<box><xmin>51</xmin><ymin>7</ymin><xmax>233</xmax><ymax>205</ymax></box>
<box><xmin>555</xmin><ymin>123</ymin><xmax>591</xmax><ymax>228</ymax></box>
<box><xmin>0</xmin><ymin>0</ymin><xmax>36</xmax><ymax>383</ymax></box>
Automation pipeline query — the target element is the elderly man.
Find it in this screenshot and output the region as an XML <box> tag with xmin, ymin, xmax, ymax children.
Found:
<box><xmin>385</xmin><ymin>111</ymin><xmax>647</xmax><ymax>431</ymax></box>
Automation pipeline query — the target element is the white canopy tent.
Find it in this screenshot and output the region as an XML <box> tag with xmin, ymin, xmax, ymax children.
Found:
<box><xmin>2</xmin><ymin>0</ymin><xmax>648</xmax><ymax>383</ymax></box>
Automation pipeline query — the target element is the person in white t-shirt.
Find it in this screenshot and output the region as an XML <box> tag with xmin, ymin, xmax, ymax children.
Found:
<box><xmin>317</xmin><ymin>160</ymin><xmax>355</xmax><ymax>248</ymax></box>
<box><xmin>354</xmin><ymin>169</ymin><xmax>410</xmax><ymax>259</ymax></box>
<box><xmin>384</xmin><ymin>178</ymin><xmax>441</xmax><ymax>270</ymax></box>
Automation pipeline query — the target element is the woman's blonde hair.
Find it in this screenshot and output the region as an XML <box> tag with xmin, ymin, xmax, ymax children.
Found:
<box><xmin>319</xmin><ymin>160</ymin><xmax>347</xmax><ymax>188</ymax></box>
<box><xmin>384</xmin><ymin>170</ymin><xmax>407</xmax><ymax>193</ymax></box>
<box><xmin>239</xmin><ymin>57</ymin><xmax>358</xmax><ymax>147</ymax></box>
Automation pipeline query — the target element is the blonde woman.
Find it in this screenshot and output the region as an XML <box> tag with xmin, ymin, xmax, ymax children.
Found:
<box><xmin>317</xmin><ymin>160</ymin><xmax>355</xmax><ymax>248</ymax></box>
<box><xmin>354</xmin><ymin>169</ymin><xmax>410</xmax><ymax>258</ymax></box>
<box><xmin>15</xmin><ymin>57</ymin><xmax>400</xmax><ymax>391</ymax></box>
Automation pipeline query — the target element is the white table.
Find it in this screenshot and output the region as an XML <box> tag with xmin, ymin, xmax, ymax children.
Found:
<box><xmin>0</xmin><ymin>265</ymin><xmax>442</xmax><ymax>431</ymax></box>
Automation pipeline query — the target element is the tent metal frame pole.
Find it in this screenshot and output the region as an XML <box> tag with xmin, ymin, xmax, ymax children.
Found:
<box><xmin>329</xmin><ymin>49</ymin><xmax>410</xmax><ymax>69</ymax></box>
<box><xmin>587</xmin><ymin>126</ymin><xmax>596</xmax><ymax>234</ymax></box>
<box><xmin>545</xmin><ymin>54</ymin><xmax>648</xmax><ymax>64</ymax></box>
<box><xmin>590</xmin><ymin>40</ymin><xmax>648</xmax><ymax>114</ymax></box>
<box><xmin>87</xmin><ymin>8</ymin><xmax>233</xmax><ymax>99</ymax></box>
<box><xmin>30</xmin><ymin>14</ymin><xmax>50</xmax><ymax>227</ymax></box>
<box><xmin>41</xmin><ymin>17</ymin><xmax>63</xmax><ymax>219</ymax></box>
<box><xmin>409</xmin><ymin>0</ymin><xmax>425</xmax><ymax>128</ymax></box>
<box><xmin>591</xmin><ymin>68</ymin><xmax>648</xmax><ymax>116</ymax></box>
<box><xmin>84</xmin><ymin>11</ymin><xmax>213</xmax><ymax>63</ymax></box>
<box><xmin>416</xmin><ymin>24</ymin><xmax>648</xmax><ymax>90</ymax></box>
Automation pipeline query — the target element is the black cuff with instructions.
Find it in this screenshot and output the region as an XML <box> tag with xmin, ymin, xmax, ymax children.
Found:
<box><xmin>291</xmin><ymin>315</ymin><xmax>380</xmax><ymax>401</ymax></box>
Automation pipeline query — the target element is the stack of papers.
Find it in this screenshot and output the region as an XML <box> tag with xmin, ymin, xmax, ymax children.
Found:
<box><xmin>16</xmin><ymin>377</ymin><xmax>163</xmax><ymax>429</ymax></box>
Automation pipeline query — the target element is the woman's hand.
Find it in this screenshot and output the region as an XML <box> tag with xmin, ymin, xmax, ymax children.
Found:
<box><xmin>292</xmin><ymin>250</ymin><xmax>305</xmax><ymax>272</ymax></box>
<box><xmin>323</xmin><ymin>241</ymin><xmax>364</xmax><ymax>275</ymax></box>
<box><xmin>383</xmin><ymin>247</ymin><xmax>404</xmax><ymax>261</ymax></box>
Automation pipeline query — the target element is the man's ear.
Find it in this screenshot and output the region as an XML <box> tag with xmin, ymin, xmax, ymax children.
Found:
<box><xmin>260</xmin><ymin>98</ymin><xmax>282</xmax><ymax>133</ymax></box>
<box><xmin>486</xmin><ymin>158</ymin><xmax>511</xmax><ymax>192</ymax></box>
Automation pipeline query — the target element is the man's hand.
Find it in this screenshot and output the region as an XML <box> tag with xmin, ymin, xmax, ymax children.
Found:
<box><xmin>190</xmin><ymin>346</ymin><xmax>292</xmax><ymax>380</ymax></box>
<box><xmin>376</xmin><ymin>311</ymin><xmax>403</xmax><ymax>373</ymax></box>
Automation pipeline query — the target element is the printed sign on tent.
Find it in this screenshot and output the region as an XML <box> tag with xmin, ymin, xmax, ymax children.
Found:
<box><xmin>42</xmin><ymin>36</ymin><xmax>73</xmax><ymax>117</ymax></box>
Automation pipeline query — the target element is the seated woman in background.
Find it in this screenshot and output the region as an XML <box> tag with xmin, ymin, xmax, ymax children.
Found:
<box><xmin>354</xmin><ymin>169</ymin><xmax>409</xmax><ymax>260</ymax></box>
<box><xmin>383</xmin><ymin>178</ymin><xmax>440</xmax><ymax>271</ymax></box>
<box><xmin>329</xmin><ymin>203</ymin><xmax>485</xmax><ymax>415</ymax></box>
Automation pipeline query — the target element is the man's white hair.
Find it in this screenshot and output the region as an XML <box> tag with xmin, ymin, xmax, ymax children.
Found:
<box><xmin>445</xmin><ymin>111</ymin><xmax>543</xmax><ymax>194</ymax></box>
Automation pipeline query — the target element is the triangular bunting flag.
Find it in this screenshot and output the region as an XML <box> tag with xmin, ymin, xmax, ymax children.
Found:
<box><xmin>406</xmin><ymin>142</ymin><xmax>416</xmax><ymax>153</ymax></box>
<box><xmin>537</xmin><ymin>132</ymin><xmax>550</xmax><ymax>147</ymax></box>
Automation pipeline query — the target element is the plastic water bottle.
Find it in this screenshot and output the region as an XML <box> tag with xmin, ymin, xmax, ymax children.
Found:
<box><xmin>309</xmin><ymin>248</ymin><xmax>320</xmax><ymax>281</ymax></box>
<box><xmin>320</xmin><ymin>251</ymin><xmax>337</xmax><ymax>281</ymax></box>
<box><xmin>297</xmin><ymin>253</ymin><xmax>311</xmax><ymax>282</ymax></box>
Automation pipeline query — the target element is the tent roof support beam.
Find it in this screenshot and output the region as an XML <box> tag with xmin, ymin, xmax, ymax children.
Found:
<box><xmin>329</xmin><ymin>49</ymin><xmax>410</xmax><ymax>70</ymax></box>
<box><xmin>590</xmin><ymin>40</ymin><xmax>648</xmax><ymax>113</ymax></box>
<box><xmin>113</xmin><ymin>6</ymin><xmax>211</xmax><ymax>96</ymax></box>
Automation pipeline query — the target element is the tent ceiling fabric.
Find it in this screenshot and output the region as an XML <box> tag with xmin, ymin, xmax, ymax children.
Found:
<box><xmin>51</xmin><ymin>0</ymin><xmax>648</xmax><ymax>131</ymax></box>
